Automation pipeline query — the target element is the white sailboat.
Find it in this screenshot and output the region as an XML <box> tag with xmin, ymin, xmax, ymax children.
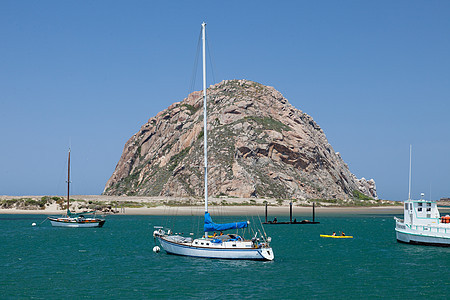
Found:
<box><xmin>48</xmin><ymin>149</ymin><xmax>106</xmax><ymax>228</ymax></box>
<box><xmin>394</xmin><ymin>146</ymin><xmax>450</xmax><ymax>246</ymax></box>
<box><xmin>153</xmin><ymin>23</ymin><xmax>274</xmax><ymax>260</ymax></box>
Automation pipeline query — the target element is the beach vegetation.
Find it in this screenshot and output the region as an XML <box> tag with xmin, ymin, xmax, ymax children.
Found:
<box><xmin>163</xmin><ymin>199</ymin><xmax>197</xmax><ymax>206</ymax></box>
<box><xmin>0</xmin><ymin>195</ymin><xmax>400</xmax><ymax>211</ymax></box>
<box><xmin>304</xmin><ymin>198</ymin><xmax>400</xmax><ymax>207</ymax></box>
<box><xmin>0</xmin><ymin>197</ymin><xmax>52</xmax><ymax>209</ymax></box>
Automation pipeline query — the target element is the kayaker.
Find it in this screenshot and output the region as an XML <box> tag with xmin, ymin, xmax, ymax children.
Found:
<box><xmin>332</xmin><ymin>232</ymin><xmax>336</xmax><ymax>236</ymax></box>
<box><xmin>341</xmin><ymin>232</ymin><xmax>346</xmax><ymax>236</ymax></box>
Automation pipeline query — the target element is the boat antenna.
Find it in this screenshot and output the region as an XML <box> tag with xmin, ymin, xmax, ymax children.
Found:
<box><xmin>429</xmin><ymin>183</ymin><xmax>431</xmax><ymax>201</ymax></box>
<box><xmin>408</xmin><ymin>144</ymin><xmax>412</xmax><ymax>201</ymax></box>
<box><xmin>202</xmin><ymin>22</ymin><xmax>208</xmax><ymax>215</ymax></box>
<box><xmin>66</xmin><ymin>148</ymin><xmax>71</xmax><ymax>216</ymax></box>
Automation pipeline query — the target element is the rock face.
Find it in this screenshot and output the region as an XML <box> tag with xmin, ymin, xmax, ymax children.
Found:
<box><xmin>103</xmin><ymin>80</ymin><xmax>377</xmax><ymax>200</ymax></box>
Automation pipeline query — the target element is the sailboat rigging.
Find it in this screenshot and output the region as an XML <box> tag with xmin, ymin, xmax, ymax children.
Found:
<box><xmin>153</xmin><ymin>22</ymin><xmax>274</xmax><ymax>260</ymax></box>
<box><xmin>48</xmin><ymin>149</ymin><xmax>106</xmax><ymax>228</ymax></box>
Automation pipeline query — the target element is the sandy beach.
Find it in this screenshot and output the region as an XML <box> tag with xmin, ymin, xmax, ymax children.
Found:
<box><xmin>103</xmin><ymin>205</ymin><xmax>408</xmax><ymax>216</ymax></box>
<box><xmin>1</xmin><ymin>195</ymin><xmax>448</xmax><ymax>216</ymax></box>
<box><xmin>0</xmin><ymin>205</ymin><xmax>407</xmax><ymax>216</ymax></box>
<box><xmin>0</xmin><ymin>194</ymin><xmax>431</xmax><ymax>216</ymax></box>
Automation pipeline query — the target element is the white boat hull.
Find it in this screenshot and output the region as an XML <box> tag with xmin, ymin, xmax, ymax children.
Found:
<box><xmin>395</xmin><ymin>230</ymin><xmax>450</xmax><ymax>246</ymax></box>
<box><xmin>156</xmin><ymin>236</ymin><xmax>274</xmax><ymax>261</ymax></box>
<box><xmin>48</xmin><ymin>217</ymin><xmax>105</xmax><ymax>228</ymax></box>
<box><xmin>395</xmin><ymin>219</ymin><xmax>450</xmax><ymax>247</ymax></box>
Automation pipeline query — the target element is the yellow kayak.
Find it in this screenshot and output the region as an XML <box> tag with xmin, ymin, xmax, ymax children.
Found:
<box><xmin>320</xmin><ymin>235</ymin><xmax>353</xmax><ymax>239</ymax></box>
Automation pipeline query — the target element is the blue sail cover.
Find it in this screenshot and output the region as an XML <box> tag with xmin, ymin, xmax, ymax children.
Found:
<box><xmin>204</xmin><ymin>212</ymin><xmax>248</xmax><ymax>232</ymax></box>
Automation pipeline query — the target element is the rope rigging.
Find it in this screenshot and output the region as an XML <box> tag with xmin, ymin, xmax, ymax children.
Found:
<box><xmin>188</xmin><ymin>28</ymin><xmax>217</xmax><ymax>96</ymax></box>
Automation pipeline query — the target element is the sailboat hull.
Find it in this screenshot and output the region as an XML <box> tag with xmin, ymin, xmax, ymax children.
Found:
<box><xmin>48</xmin><ymin>217</ymin><xmax>105</xmax><ymax>228</ymax></box>
<box><xmin>156</xmin><ymin>236</ymin><xmax>274</xmax><ymax>260</ymax></box>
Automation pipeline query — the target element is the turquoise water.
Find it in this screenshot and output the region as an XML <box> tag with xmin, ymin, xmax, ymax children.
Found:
<box><xmin>1</xmin><ymin>213</ymin><xmax>449</xmax><ymax>299</ymax></box>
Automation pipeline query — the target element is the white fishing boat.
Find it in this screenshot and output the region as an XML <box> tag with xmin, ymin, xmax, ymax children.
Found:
<box><xmin>48</xmin><ymin>149</ymin><xmax>105</xmax><ymax>228</ymax></box>
<box><xmin>394</xmin><ymin>196</ymin><xmax>450</xmax><ymax>246</ymax></box>
<box><xmin>394</xmin><ymin>146</ymin><xmax>450</xmax><ymax>246</ymax></box>
<box><xmin>153</xmin><ymin>23</ymin><xmax>274</xmax><ymax>261</ymax></box>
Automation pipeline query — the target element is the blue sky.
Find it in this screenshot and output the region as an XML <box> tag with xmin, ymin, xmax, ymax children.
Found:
<box><xmin>1</xmin><ymin>1</ymin><xmax>449</xmax><ymax>200</ymax></box>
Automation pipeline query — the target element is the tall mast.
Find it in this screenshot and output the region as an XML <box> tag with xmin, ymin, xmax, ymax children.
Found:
<box><xmin>202</xmin><ymin>22</ymin><xmax>208</xmax><ymax>214</ymax></box>
<box><xmin>67</xmin><ymin>148</ymin><xmax>71</xmax><ymax>214</ymax></box>
<box><xmin>408</xmin><ymin>145</ymin><xmax>412</xmax><ymax>201</ymax></box>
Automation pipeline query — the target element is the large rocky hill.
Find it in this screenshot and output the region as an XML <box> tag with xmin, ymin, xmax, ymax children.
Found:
<box><xmin>103</xmin><ymin>79</ymin><xmax>376</xmax><ymax>200</ymax></box>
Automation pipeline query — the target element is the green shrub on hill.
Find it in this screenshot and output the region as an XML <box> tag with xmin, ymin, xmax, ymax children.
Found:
<box><xmin>352</xmin><ymin>190</ymin><xmax>373</xmax><ymax>201</ymax></box>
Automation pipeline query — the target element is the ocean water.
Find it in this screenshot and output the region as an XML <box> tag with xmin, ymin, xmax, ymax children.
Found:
<box><xmin>1</xmin><ymin>213</ymin><xmax>449</xmax><ymax>299</ymax></box>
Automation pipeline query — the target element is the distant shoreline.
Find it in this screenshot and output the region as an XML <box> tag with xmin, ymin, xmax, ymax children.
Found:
<box><xmin>0</xmin><ymin>205</ymin><xmax>407</xmax><ymax>216</ymax></box>
<box><xmin>1</xmin><ymin>194</ymin><xmax>449</xmax><ymax>216</ymax></box>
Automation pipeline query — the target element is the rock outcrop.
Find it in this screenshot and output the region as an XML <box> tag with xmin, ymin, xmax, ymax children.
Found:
<box><xmin>103</xmin><ymin>80</ymin><xmax>377</xmax><ymax>200</ymax></box>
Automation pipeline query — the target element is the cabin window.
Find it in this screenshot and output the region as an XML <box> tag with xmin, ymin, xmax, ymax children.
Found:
<box><xmin>427</xmin><ymin>202</ymin><xmax>431</xmax><ymax>207</ymax></box>
<box><xmin>427</xmin><ymin>214</ymin><xmax>431</xmax><ymax>218</ymax></box>
<box><xmin>195</xmin><ymin>242</ymin><xmax>198</xmax><ymax>245</ymax></box>
<box><xmin>427</xmin><ymin>208</ymin><xmax>431</xmax><ymax>212</ymax></box>
<box><xmin>405</xmin><ymin>203</ymin><xmax>408</xmax><ymax>210</ymax></box>
<box><xmin>410</xmin><ymin>203</ymin><xmax>413</xmax><ymax>210</ymax></box>
<box><xmin>206</xmin><ymin>243</ymin><xmax>210</xmax><ymax>246</ymax></box>
<box><xmin>201</xmin><ymin>242</ymin><xmax>204</xmax><ymax>245</ymax></box>
<box><xmin>418</xmin><ymin>202</ymin><xmax>423</xmax><ymax>207</ymax></box>
<box><xmin>418</xmin><ymin>208</ymin><xmax>422</xmax><ymax>212</ymax></box>
<box><xmin>232</xmin><ymin>244</ymin><xmax>236</xmax><ymax>247</ymax></box>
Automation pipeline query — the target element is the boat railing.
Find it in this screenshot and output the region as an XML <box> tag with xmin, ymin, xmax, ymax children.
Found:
<box><xmin>407</xmin><ymin>224</ymin><xmax>450</xmax><ymax>234</ymax></box>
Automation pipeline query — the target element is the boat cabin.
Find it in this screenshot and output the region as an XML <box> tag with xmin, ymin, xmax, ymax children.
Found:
<box><xmin>403</xmin><ymin>197</ymin><xmax>440</xmax><ymax>226</ymax></box>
